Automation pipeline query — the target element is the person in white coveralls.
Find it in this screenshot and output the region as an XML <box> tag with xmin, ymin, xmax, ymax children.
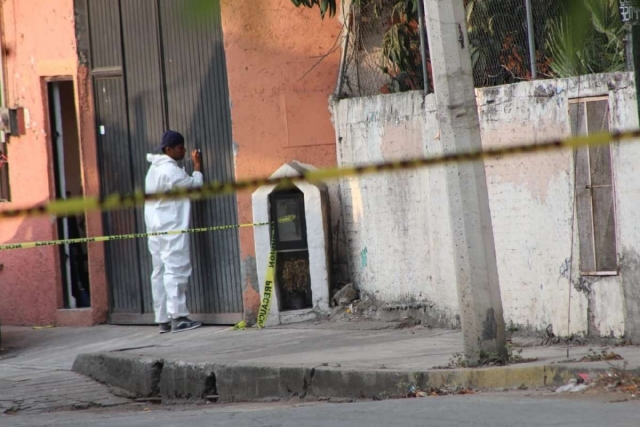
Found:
<box><xmin>144</xmin><ymin>130</ymin><xmax>204</xmax><ymax>334</ymax></box>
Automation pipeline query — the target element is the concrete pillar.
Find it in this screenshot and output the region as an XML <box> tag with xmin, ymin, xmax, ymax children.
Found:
<box><xmin>423</xmin><ymin>0</ymin><xmax>506</xmax><ymax>363</ymax></box>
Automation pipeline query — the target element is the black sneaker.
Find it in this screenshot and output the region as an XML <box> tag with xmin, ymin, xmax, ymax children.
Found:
<box><xmin>159</xmin><ymin>322</ymin><xmax>171</xmax><ymax>334</ymax></box>
<box><xmin>171</xmin><ymin>317</ymin><xmax>203</xmax><ymax>333</ymax></box>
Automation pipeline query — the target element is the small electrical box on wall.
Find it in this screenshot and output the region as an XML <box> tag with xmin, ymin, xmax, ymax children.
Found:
<box><xmin>0</xmin><ymin>107</ymin><xmax>26</xmax><ymax>136</ymax></box>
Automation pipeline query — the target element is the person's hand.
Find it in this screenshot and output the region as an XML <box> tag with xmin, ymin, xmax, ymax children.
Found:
<box><xmin>191</xmin><ymin>149</ymin><xmax>202</xmax><ymax>171</ymax></box>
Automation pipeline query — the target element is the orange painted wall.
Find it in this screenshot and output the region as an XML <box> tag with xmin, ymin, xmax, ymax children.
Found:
<box><xmin>0</xmin><ymin>0</ymin><xmax>107</xmax><ymax>326</ymax></box>
<box><xmin>220</xmin><ymin>0</ymin><xmax>341</xmax><ymax>321</ymax></box>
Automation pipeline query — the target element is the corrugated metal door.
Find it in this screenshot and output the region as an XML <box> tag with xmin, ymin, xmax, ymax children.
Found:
<box><xmin>87</xmin><ymin>0</ymin><xmax>243</xmax><ymax>324</ymax></box>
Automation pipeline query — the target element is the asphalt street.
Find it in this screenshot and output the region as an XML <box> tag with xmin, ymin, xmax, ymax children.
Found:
<box><xmin>2</xmin><ymin>393</ymin><xmax>639</xmax><ymax>427</ymax></box>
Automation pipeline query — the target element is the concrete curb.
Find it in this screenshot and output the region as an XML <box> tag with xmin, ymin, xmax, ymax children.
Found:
<box><xmin>72</xmin><ymin>352</ymin><xmax>631</xmax><ymax>403</ymax></box>
<box><xmin>73</xmin><ymin>353</ymin><xmax>164</xmax><ymax>398</ymax></box>
<box><xmin>159</xmin><ymin>361</ymin><xmax>217</xmax><ymax>402</ymax></box>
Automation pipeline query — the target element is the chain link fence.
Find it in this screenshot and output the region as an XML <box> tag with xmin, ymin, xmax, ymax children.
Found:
<box><xmin>466</xmin><ymin>0</ymin><xmax>560</xmax><ymax>87</ymax></box>
<box><xmin>337</xmin><ymin>0</ymin><xmax>627</xmax><ymax>98</ymax></box>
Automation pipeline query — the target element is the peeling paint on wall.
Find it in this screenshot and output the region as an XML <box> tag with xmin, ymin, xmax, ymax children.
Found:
<box><xmin>621</xmin><ymin>250</ymin><xmax>640</xmax><ymax>342</ymax></box>
<box><xmin>360</xmin><ymin>247</ymin><xmax>368</xmax><ymax>268</ymax></box>
<box><xmin>332</xmin><ymin>72</ymin><xmax>640</xmax><ymax>337</ymax></box>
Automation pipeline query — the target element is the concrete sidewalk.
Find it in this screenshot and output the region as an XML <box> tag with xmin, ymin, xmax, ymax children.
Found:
<box><xmin>0</xmin><ymin>326</ymin><xmax>133</xmax><ymax>414</ymax></box>
<box><xmin>2</xmin><ymin>321</ymin><xmax>639</xmax><ymax>406</ymax></box>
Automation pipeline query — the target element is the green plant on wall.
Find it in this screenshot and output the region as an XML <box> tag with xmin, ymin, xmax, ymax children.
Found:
<box><xmin>380</xmin><ymin>0</ymin><xmax>426</xmax><ymax>92</ymax></box>
<box><xmin>295</xmin><ymin>0</ymin><xmax>548</xmax><ymax>89</ymax></box>
<box><xmin>546</xmin><ymin>0</ymin><xmax>626</xmax><ymax>78</ymax></box>
<box><xmin>464</xmin><ymin>0</ymin><xmax>562</xmax><ymax>86</ymax></box>
<box><xmin>291</xmin><ymin>0</ymin><xmax>338</xmax><ymax>19</ymax></box>
<box><xmin>293</xmin><ymin>0</ymin><xmax>557</xmax><ymax>90</ymax></box>
<box><xmin>291</xmin><ymin>0</ymin><xmax>427</xmax><ymax>92</ymax></box>
<box><xmin>464</xmin><ymin>0</ymin><xmax>527</xmax><ymax>87</ymax></box>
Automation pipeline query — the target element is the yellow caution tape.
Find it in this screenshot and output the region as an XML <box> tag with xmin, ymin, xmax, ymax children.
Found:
<box><xmin>257</xmin><ymin>226</ymin><xmax>276</xmax><ymax>328</ymax></box>
<box><xmin>0</xmin><ymin>222</ymin><xmax>267</xmax><ymax>251</ymax></box>
<box><xmin>0</xmin><ymin>130</ymin><xmax>637</xmax><ymax>221</ymax></box>
<box><xmin>0</xmin><ymin>216</ymin><xmax>295</xmax><ymax>251</ymax></box>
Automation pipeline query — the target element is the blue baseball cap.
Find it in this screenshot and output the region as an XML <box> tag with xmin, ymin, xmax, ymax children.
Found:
<box><xmin>155</xmin><ymin>130</ymin><xmax>185</xmax><ymax>153</ymax></box>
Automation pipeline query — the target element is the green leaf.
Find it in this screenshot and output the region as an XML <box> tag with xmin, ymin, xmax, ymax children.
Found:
<box><xmin>546</xmin><ymin>0</ymin><xmax>625</xmax><ymax>78</ymax></box>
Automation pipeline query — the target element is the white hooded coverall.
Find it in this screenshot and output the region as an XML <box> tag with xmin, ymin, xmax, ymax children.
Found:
<box><xmin>144</xmin><ymin>154</ymin><xmax>203</xmax><ymax>324</ymax></box>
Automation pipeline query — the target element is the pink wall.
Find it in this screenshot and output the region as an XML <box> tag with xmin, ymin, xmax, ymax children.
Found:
<box><xmin>220</xmin><ymin>0</ymin><xmax>341</xmax><ymax>321</ymax></box>
<box><xmin>0</xmin><ymin>0</ymin><xmax>106</xmax><ymax>326</ymax></box>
